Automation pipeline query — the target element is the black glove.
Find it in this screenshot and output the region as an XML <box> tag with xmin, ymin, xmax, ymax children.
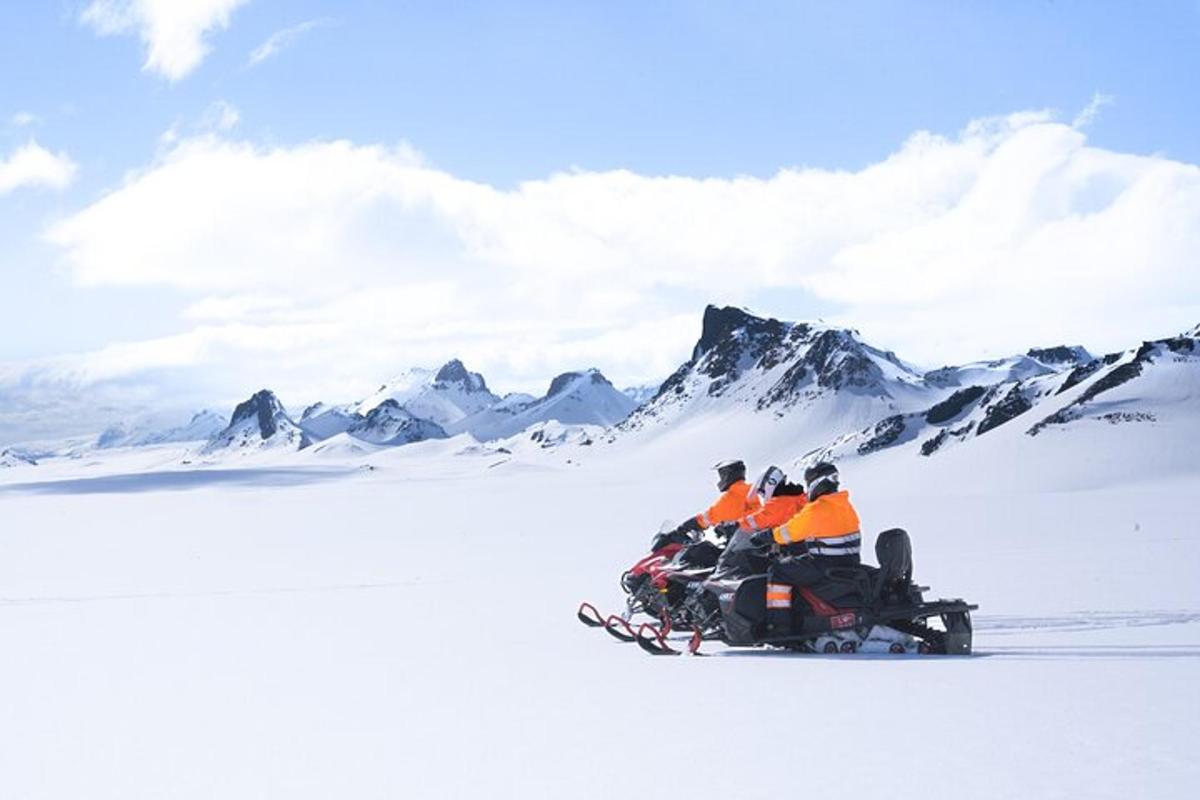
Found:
<box><xmin>749</xmin><ymin>530</ymin><xmax>775</xmax><ymax>549</ymax></box>
<box><xmin>674</xmin><ymin>517</ymin><xmax>703</xmax><ymax>537</ymax></box>
<box><xmin>713</xmin><ymin>522</ymin><xmax>739</xmax><ymax>540</ymax></box>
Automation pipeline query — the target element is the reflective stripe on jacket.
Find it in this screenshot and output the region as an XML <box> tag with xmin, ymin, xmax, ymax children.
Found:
<box><xmin>738</xmin><ymin>493</ymin><xmax>806</xmax><ymax>531</ymax></box>
<box><xmin>772</xmin><ymin>490</ymin><xmax>861</xmax><ymax>556</ymax></box>
<box><xmin>696</xmin><ymin>480</ymin><xmax>760</xmax><ymax>529</ymax></box>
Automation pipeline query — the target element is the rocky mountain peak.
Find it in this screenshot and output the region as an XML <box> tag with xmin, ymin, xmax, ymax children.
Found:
<box><xmin>546</xmin><ymin>369</ymin><xmax>611</xmax><ymax>397</ymax></box>
<box><xmin>434</xmin><ymin>359</ymin><xmax>490</xmax><ymax>393</ymax></box>
<box><xmin>1027</xmin><ymin>346</ymin><xmax>1091</xmax><ymax>365</ymax></box>
<box><xmin>230</xmin><ymin>389</ymin><xmax>287</xmax><ymax>438</ymax></box>
<box><xmin>693</xmin><ymin>305</ymin><xmax>792</xmax><ymax>366</ymax></box>
<box><xmin>349</xmin><ymin>398</ymin><xmax>447</xmax><ymax>445</ymax></box>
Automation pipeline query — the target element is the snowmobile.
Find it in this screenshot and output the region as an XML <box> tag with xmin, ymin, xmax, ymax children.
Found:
<box><xmin>577</xmin><ymin>523</ymin><xmax>726</xmax><ymax>642</ymax></box>
<box><xmin>635</xmin><ymin>527</ymin><xmax>977</xmax><ymax>656</ymax></box>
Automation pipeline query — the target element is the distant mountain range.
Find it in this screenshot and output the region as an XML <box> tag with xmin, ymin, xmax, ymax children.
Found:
<box><xmin>197</xmin><ymin>360</ymin><xmax>637</xmax><ymax>457</ymax></box>
<box><xmin>5</xmin><ymin>305</ymin><xmax>1195</xmax><ymax>469</ymax></box>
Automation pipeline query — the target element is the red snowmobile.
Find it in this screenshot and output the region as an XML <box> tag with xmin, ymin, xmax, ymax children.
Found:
<box><xmin>577</xmin><ymin>524</ymin><xmax>725</xmax><ymax>642</ymax></box>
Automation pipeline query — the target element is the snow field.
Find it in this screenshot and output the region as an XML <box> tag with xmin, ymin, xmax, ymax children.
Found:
<box><xmin>1</xmin><ymin>450</ymin><xmax>1197</xmax><ymax>799</ymax></box>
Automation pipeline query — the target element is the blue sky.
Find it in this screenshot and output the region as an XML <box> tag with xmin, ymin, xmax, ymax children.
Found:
<box><xmin>1</xmin><ymin>1</ymin><xmax>1199</xmax><ymax>441</ymax></box>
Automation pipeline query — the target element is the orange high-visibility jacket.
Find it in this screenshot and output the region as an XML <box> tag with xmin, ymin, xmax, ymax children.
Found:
<box><xmin>737</xmin><ymin>493</ymin><xmax>807</xmax><ymax>531</ymax></box>
<box><xmin>695</xmin><ymin>480</ymin><xmax>760</xmax><ymax>529</ymax></box>
<box><xmin>773</xmin><ymin>490</ymin><xmax>860</xmax><ymax>546</ymax></box>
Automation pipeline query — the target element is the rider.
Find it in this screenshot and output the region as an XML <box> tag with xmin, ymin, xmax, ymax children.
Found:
<box><xmin>670</xmin><ymin>459</ymin><xmax>760</xmax><ymax>540</ymax></box>
<box><xmin>710</xmin><ymin>465</ymin><xmax>807</xmax><ymax>577</ymax></box>
<box><xmin>728</xmin><ymin>465</ymin><xmax>807</xmax><ymax>534</ymax></box>
<box><xmin>750</xmin><ymin>461</ymin><xmax>862</xmax><ymax>637</ymax></box>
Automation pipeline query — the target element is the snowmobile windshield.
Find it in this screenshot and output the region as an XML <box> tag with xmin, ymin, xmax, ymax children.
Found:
<box><xmin>712</xmin><ymin>528</ymin><xmax>771</xmax><ymax>580</ymax></box>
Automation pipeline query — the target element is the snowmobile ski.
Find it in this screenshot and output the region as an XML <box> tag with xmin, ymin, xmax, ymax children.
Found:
<box><xmin>577</xmin><ymin>602</ymin><xmax>605</xmax><ymax>628</ymax></box>
<box><xmin>635</xmin><ymin>622</ymin><xmax>682</xmax><ymax>656</ymax></box>
<box><xmin>605</xmin><ymin>615</ymin><xmax>638</xmax><ymax>642</ymax></box>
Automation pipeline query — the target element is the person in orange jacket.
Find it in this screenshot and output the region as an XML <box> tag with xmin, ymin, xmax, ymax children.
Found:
<box><xmin>710</xmin><ymin>465</ymin><xmax>807</xmax><ymax>577</ymax></box>
<box><xmin>670</xmin><ymin>459</ymin><xmax>761</xmax><ymax>539</ymax></box>
<box><xmin>724</xmin><ymin>465</ymin><xmax>807</xmax><ymax>535</ymax></box>
<box><xmin>753</xmin><ymin>461</ymin><xmax>862</xmax><ymax>637</ymax></box>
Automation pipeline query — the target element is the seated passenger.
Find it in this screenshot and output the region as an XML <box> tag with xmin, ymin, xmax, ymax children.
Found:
<box><xmin>731</xmin><ymin>465</ymin><xmax>807</xmax><ymax>534</ymax></box>
<box><xmin>753</xmin><ymin>462</ymin><xmax>861</xmax><ymax>637</ymax></box>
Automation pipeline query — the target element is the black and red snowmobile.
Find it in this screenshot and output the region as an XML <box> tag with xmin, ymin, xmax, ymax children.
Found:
<box><xmin>577</xmin><ymin>524</ymin><xmax>725</xmax><ymax>642</ymax></box>
<box><xmin>634</xmin><ymin>527</ymin><xmax>978</xmax><ymax>656</ymax></box>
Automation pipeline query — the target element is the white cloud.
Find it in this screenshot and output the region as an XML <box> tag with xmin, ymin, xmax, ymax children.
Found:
<box><xmin>247</xmin><ymin>18</ymin><xmax>328</xmax><ymax>66</ymax></box>
<box><xmin>11</xmin><ymin>111</ymin><xmax>39</xmax><ymax>127</ymax></box>
<box><xmin>1073</xmin><ymin>92</ymin><xmax>1115</xmax><ymax>129</ymax></box>
<box><xmin>0</xmin><ymin>142</ymin><xmax>78</xmax><ymax>194</ymax></box>
<box><xmin>80</xmin><ymin>0</ymin><xmax>249</xmax><ymax>81</ymax></box>
<box><xmin>22</xmin><ymin>108</ymin><xmax>1200</xmax><ymax>433</ymax></box>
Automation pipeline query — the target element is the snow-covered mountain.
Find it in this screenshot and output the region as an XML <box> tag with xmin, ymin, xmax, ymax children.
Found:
<box><xmin>613</xmin><ymin>305</ymin><xmax>937</xmax><ymax>462</ymax></box>
<box><xmin>804</xmin><ymin>326</ymin><xmax>1199</xmax><ymax>464</ymax></box>
<box><xmin>605</xmin><ymin>304</ymin><xmax>1178</xmax><ymax>474</ymax></box>
<box><xmin>355</xmin><ymin>359</ymin><xmax>499</xmax><ymax>430</ymax></box>
<box><xmin>96</xmin><ymin>410</ymin><xmax>226</xmax><ymax>449</ymax></box>
<box><xmin>346</xmin><ymin>399</ymin><xmax>448</xmax><ymax>446</ymax></box>
<box><xmin>455</xmin><ymin>368</ymin><xmax>637</xmax><ymax>441</ymax></box>
<box><xmin>0</xmin><ymin>447</ymin><xmax>37</xmax><ymax>468</ymax></box>
<box><xmin>623</xmin><ymin>306</ymin><xmax>925</xmax><ymax>428</ymax></box>
<box><xmin>298</xmin><ymin>402</ymin><xmax>363</xmax><ymax>440</ymax></box>
<box><xmin>201</xmin><ymin>390</ymin><xmax>311</xmax><ymax>455</ymax></box>
<box><xmin>923</xmin><ymin>346</ymin><xmax>1092</xmax><ymax>389</ymax></box>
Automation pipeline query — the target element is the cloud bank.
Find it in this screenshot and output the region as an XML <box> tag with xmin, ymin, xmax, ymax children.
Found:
<box><xmin>80</xmin><ymin>0</ymin><xmax>249</xmax><ymax>81</ymax></box>
<box><xmin>10</xmin><ymin>109</ymin><xmax>1200</xmax><ymax>442</ymax></box>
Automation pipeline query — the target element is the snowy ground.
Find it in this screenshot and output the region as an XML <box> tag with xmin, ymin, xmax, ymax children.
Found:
<box><xmin>1</xmin><ymin>442</ymin><xmax>1198</xmax><ymax>798</ymax></box>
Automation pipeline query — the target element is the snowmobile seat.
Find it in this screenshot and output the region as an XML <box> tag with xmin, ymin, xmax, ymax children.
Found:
<box><xmin>807</xmin><ymin>567</ymin><xmax>872</xmax><ymax>610</ymax></box>
<box><xmin>871</xmin><ymin>528</ymin><xmax>913</xmax><ymax>604</ymax></box>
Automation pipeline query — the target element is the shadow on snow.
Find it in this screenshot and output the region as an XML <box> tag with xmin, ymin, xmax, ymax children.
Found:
<box><xmin>0</xmin><ymin>467</ymin><xmax>355</xmax><ymax>496</ymax></box>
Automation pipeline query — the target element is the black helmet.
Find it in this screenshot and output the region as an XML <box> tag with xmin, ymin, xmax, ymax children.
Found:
<box><xmin>803</xmin><ymin>461</ymin><xmax>840</xmax><ymax>501</ymax></box>
<box><xmin>714</xmin><ymin>459</ymin><xmax>746</xmax><ymax>492</ymax></box>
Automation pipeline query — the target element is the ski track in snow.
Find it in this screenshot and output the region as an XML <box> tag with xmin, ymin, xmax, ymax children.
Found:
<box><xmin>975</xmin><ymin>609</ymin><xmax>1200</xmax><ymax>634</ymax></box>
<box><xmin>0</xmin><ymin>466</ymin><xmax>356</xmax><ymax>495</ymax></box>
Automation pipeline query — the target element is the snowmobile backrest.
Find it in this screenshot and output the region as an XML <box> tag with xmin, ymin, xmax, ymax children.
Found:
<box><xmin>873</xmin><ymin>528</ymin><xmax>912</xmax><ymax>596</ymax></box>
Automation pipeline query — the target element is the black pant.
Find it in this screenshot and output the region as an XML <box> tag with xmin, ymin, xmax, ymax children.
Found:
<box><xmin>765</xmin><ymin>554</ymin><xmax>859</xmax><ymax>636</ymax></box>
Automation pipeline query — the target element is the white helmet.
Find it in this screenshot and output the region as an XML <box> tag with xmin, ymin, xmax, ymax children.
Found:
<box><xmin>750</xmin><ymin>465</ymin><xmax>785</xmax><ymax>502</ymax></box>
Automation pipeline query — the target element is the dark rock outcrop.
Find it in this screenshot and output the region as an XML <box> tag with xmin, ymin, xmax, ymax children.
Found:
<box><xmin>925</xmin><ymin>385</ymin><xmax>987</xmax><ymax>425</ymax></box>
<box><xmin>976</xmin><ymin>385</ymin><xmax>1033</xmax><ymax>435</ymax></box>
